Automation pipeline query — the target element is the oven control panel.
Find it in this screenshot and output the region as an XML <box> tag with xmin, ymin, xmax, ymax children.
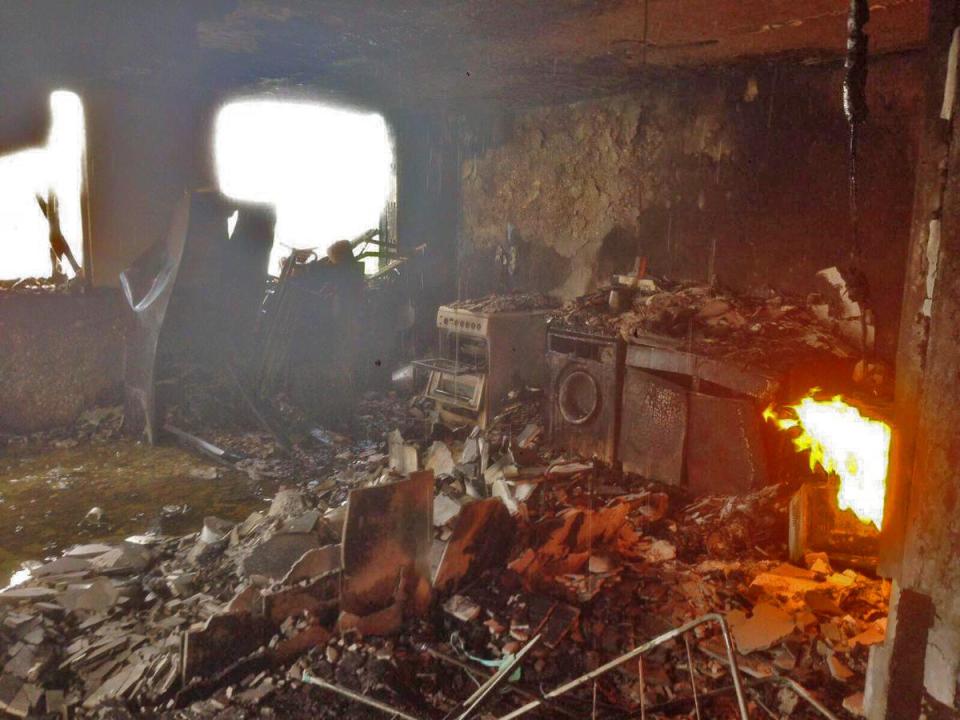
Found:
<box><xmin>436</xmin><ymin>307</ymin><xmax>489</xmax><ymax>337</ymax></box>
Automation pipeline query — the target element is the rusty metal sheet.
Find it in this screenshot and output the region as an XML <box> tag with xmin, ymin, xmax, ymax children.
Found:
<box><xmin>619</xmin><ymin>368</ymin><xmax>687</xmax><ymax>485</ymax></box>
<box><xmin>625</xmin><ymin>343</ymin><xmax>779</xmax><ymax>399</ymax></box>
<box><xmin>686</xmin><ymin>392</ymin><xmax>768</xmax><ymax>497</ymax></box>
<box><xmin>433</xmin><ymin>498</ymin><xmax>514</xmax><ymax>592</ymax></box>
<box><xmin>341</xmin><ymin>471</ymin><xmax>434</xmax><ymax>618</ymax></box>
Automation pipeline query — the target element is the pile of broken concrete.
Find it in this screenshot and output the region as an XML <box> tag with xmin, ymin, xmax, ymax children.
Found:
<box><xmin>0</xmin><ymin>421</ymin><xmax>888</xmax><ymax>719</ymax></box>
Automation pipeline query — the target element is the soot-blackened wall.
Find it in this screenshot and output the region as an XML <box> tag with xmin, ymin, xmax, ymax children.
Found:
<box><xmin>457</xmin><ymin>53</ymin><xmax>923</xmax><ymax>360</ymax></box>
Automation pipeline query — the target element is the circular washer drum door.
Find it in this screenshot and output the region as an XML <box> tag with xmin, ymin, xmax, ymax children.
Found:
<box><xmin>558</xmin><ymin>368</ymin><xmax>601</xmax><ymax>425</ymax></box>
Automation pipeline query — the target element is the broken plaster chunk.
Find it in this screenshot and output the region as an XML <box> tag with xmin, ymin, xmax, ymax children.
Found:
<box><xmin>732</xmin><ymin>602</ymin><xmax>795</xmax><ymax>654</ymax></box>
<box><xmin>827</xmin><ymin>652</ymin><xmax>855</xmax><ymax>681</ymax></box>
<box><xmin>425</xmin><ymin>441</ymin><xmax>455</xmax><ymax>477</ymax></box>
<box><xmin>444</xmin><ymin>594</ymin><xmax>481</xmax><ymax>622</ymax></box>
<box><xmin>280</xmin><ymin>545</ymin><xmax>341</xmax><ymax>585</ymax></box>
<box><xmin>241</xmin><ymin>533</ymin><xmax>322</xmax><ymax>581</ymax></box>
<box><xmin>387</xmin><ymin>430</ymin><xmax>419</xmax><ymax>474</ymax></box>
<box><xmin>199</xmin><ymin>516</ymin><xmax>235</xmax><ymax>544</ymax></box>
<box><xmin>60</xmin><ymin>577</ymin><xmax>120</xmax><ymax>613</ymax></box>
<box><xmin>0</xmin><ymin>587</ymin><xmax>59</xmax><ymax>604</ymax></box>
<box><xmin>850</xmin><ymin>620</ymin><xmax>886</xmax><ymax>646</ymax></box>
<box><xmin>225</xmin><ymin>584</ymin><xmax>261</xmax><ymax>614</ymax></box>
<box><xmin>64</xmin><ymin>543</ymin><xmax>115</xmax><ymax>559</ymax></box>
<box><xmin>32</xmin><ymin>556</ymin><xmax>91</xmax><ymax>578</ymax></box>
<box><xmin>433</xmin><ymin>494</ymin><xmax>463</xmax><ymax>527</ymax></box>
<box><xmin>337</xmin><ymin>603</ymin><xmax>404</xmax><ymax>637</ymax></box>
<box><xmin>545</xmin><ymin>461</ymin><xmax>593</xmax><ymax>478</ymax></box>
<box><xmin>513</xmin><ymin>481</ymin><xmax>537</xmax><ymax>503</ymax></box>
<box><xmin>238</xmin><ymin>511</ymin><xmax>266</xmax><ymax>537</ymax></box>
<box><xmin>642</xmin><ymin>539</ymin><xmax>676</xmax><ymax>564</ymax></box>
<box><xmin>843</xmin><ymin>691</ymin><xmax>866</xmax><ymax>716</ymax></box>
<box><xmin>268</xmin><ymin>489</ymin><xmax>308</xmax><ymax>518</ymax></box>
<box><xmin>283</xmin><ymin>509</ymin><xmax>321</xmax><ymax>534</ymax></box>
<box><xmin>491</xmin><ymin>478</ymin><xmax>520</xmax><ymax>515</ymax></box>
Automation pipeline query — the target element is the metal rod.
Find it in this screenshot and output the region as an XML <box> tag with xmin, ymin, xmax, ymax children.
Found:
<box><xmin>453</xmin><ymin>634</ymin><xmax>542</xmax><ymax>720</ymax></box>
<box><xmin>302</xmin><ymin>670</ymin><xmax>422</xmax><ymax>720</ymax></box>
<box><xmin>495</xmin><ymin>613</ymin><xmax>749</xmax><ymax>720</ymax></box>
<box><xmin>697</xmin><ymin>645</ymin><xmax>843</xmax><ymax>720</ymax></box>
<box><xmin>637</xmin><ymin>657</ymin><xmax>646</xmax><ymax>720</ymax></box>
<box><xmin>771</xmin><ymin>677</ymin><xmax>842</xmax><ymax>720</ymax></box>
<box><xmin>427</xmin><ymin>648</ymin><xmax>578</xmax><ymax>720</ymax></box>
<box><xmin>643</xmin><ymin>677</ymin><xmax>767</xmax><ymax>715</ymax></box>
<box><xmin>684</xmin><ymin>634</ymin><xmax>702</xmax><ymax>720</ymax></box>
<box><xmin>425</xmin><ymin>649</ymin><xmax>483</xmax><ymax>688</ymax></box>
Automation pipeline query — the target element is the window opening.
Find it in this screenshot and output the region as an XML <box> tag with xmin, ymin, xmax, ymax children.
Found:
<box><xmin>214</xmin><ymin>99</ymin><xmax>395</xmax><ymax>276</ymax></box>
<box><xmin>0</xmin><ymin>90</ymin><xmax>86</xmax><ymax>282</ymax></box>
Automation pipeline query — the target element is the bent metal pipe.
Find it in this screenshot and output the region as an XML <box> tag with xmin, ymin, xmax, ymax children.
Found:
<box><xmin>495</xmin><ymin>613</ymin><xmax>750</xmax><ymax>720</ymax></box>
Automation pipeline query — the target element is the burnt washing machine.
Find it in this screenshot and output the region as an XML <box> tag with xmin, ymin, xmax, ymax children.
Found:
<box><xmin>546</xmin><ymin>328</ymin><xmax>625</xmax><ymax>463</ymax></box>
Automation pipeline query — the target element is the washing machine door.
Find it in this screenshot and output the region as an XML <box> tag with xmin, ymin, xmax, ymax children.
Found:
<box><xmin>549</xmin><ymin>358</ymin><xmax>620</xmax><ymax>462</ymax></box>
<box><xmin>558</xmin><ymin>368</ymin><xmax>601</xmax><ymax>425</ymax></box>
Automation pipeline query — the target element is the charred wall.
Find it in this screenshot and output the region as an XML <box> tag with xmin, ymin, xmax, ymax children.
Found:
<box><xmin>457</xmin><ymin>53</ymin><xmax>924</xmax><ymax>360</ymax></box>
<box><xmin>0</xmin><ymin>290</ymin><xmax>124</xmax><ymax>434</ymax></box>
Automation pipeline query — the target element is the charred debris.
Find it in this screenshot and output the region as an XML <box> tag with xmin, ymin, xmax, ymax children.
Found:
<box><xmin>0</xmin><ymin>199</ymin><xmax>892</xmax><ymax>719</ymax></box>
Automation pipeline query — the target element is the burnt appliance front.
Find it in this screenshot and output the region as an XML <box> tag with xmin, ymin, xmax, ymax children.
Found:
<box><xmin>547</xmin><ymin>329</ymin><xmax>625</xmax><ymax>463</ymax></box>
<box><xmin>418</xmin><ymin>307</ymin><xmax>548</xmax><ymax>427</ymax></box>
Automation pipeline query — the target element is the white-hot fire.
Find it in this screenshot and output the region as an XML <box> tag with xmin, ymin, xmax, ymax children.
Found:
<box><xmin>764</xmin><ymin>393</ymin><xmax>891</xmax><ymax>530</ymax></box>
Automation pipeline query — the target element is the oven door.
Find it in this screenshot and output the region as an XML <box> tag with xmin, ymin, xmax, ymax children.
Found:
<box><xmin>426</xmin><ymin>370</ymin><xmax>485</xmax><ymax>411</ymax></box>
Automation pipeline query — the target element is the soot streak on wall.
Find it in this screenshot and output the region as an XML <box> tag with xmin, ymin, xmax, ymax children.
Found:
<box><xmin>458</xmin><ymin>54</ymin><xmax>922</xmax><ymax>360</ymax></box>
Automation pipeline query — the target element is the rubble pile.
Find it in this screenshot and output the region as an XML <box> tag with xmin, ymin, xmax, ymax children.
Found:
<box><xmin>447</xmin><ymin>292</ymin><xmax>560</xmax><ymax>314</ymax></box>
<box><xmin>0</xmin><ymin>277</ymin><xmax>80</xmax><ymax>294</ymax></box>
<box><xmin>550</xmin><ymin>277</ymin><xmax>876</xmax><ymax>378</ymax></box>
<box><xmin>1</xmin><ymin>406</ymin><xmax>125</xmax><ymax>451</ymax></box>
<box><xmin>0</xmin><ymin>401</ymin><xmax>888</xmax><ymax>719</ymax></box>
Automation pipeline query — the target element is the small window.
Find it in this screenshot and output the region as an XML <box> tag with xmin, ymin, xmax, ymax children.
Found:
<box><xmin>214</xmin><ymin>99</ymin><xmax>395</xmax><ymax>276</ymax></box>
<box><xmin>0</xmin><ymin>90</ymin><xmax>86</xmax><ymax>282</ymax></box>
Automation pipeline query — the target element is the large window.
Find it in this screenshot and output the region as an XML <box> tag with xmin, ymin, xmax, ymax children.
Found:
<box><xmin>0</xmin><ymin>91</ymin><xmax>86</xmax><ymax>282</ymax></box>
<box><xmin>214</xmin><ymin>99</ymin><xmax>394</xmax><ymax>275</ymax></box>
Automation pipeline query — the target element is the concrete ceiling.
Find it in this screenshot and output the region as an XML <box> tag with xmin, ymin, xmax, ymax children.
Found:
<box><xmin>199</xmin><ymin>0</ymin><xmax>929</xmax><ymax>104</ymax></box>
<box><xmin>1</xmin><ymin>0</ymin><xmax>930</xmax><ymax>108</ymax></box>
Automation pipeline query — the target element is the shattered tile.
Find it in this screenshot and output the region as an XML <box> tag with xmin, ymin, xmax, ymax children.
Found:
<box><xmin>827</xmin><ymin>652</ymin><xmax>854</xmax><ymax>681</ymax></box>
<box><xmin>732</xmin><ymin>602</ymin><xmax>795</xmax><ymax>654</ymax></box>
<box><xmin>280</xmin><ymin>545</ymin><xmax>342</xmax><ymax>585</ymax></box>
<box><xmin>241</xmin><ymin>533</ymin><xmax>322</xmax><ymax>580</ymax></box>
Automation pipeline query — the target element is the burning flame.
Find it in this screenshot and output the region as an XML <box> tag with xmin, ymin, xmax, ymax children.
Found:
<box><xmin>764</xmin><ymin>393</ymin><xmax>891</xmax><ymax>529</ymax></box>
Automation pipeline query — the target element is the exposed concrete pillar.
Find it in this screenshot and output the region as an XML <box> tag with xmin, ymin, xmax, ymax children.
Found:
<box><xmin>868</xmin><ymin>0</ymin><xmax>960</xmax><ymax>717</ymax></box>
<box><xmin>85</xmin><ymin>83</ymin><xmax>216</xmax><ymax>287</ymax></box>
<box><xmin>864</xmin><ymin>583</ymin><xmax>935</xmax><ymax>718</ymax></box>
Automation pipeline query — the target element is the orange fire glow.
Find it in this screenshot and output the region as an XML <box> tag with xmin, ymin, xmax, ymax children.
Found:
<box><xmin>764</xmin><ymin>393</ymin><xmax>891</xmax><ymax>530</ymax></box>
